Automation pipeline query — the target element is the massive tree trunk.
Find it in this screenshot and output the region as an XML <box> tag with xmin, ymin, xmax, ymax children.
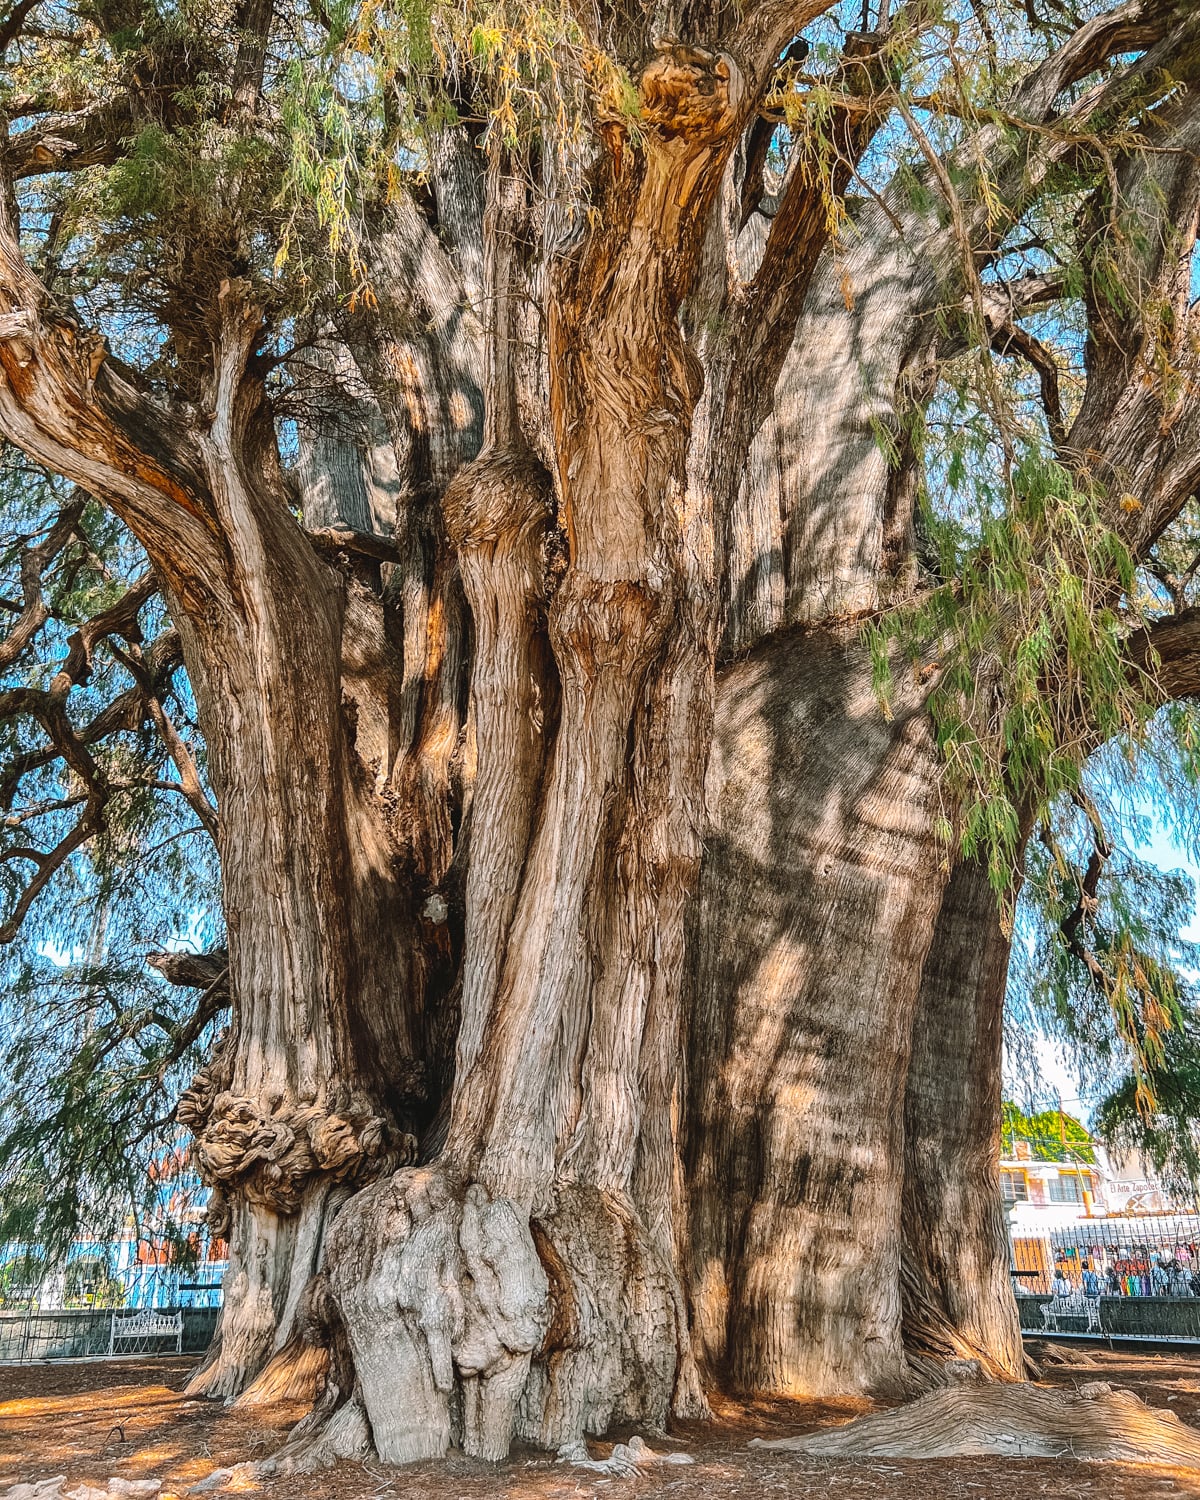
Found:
<box><xmin>181</xmin><ymin>172</ymin><xmax>504</xmax><ymax>1400</ymax></box>
<box><xmin>6</xmin><ymin>0</ymin><xmax>1200</xmax><ymax>1467</ymax></box>
<box><xmin>677</xmin><ymin>13</ymin><xmax>1200</xmax><ymax>1405</ymax></box>
<box><xmin>0</xmin><ymin>256</ymin><xmax>431</xmax><ymax>1400</ymax></box>
<box><xmin>316</xmin><ymin>29</ymin><xmax>834</xmax><ymax>1462</ymax></box>
<box><xmin>677</xmin><ymin>98</ymin><xmax>962</xmax><ymax>1392</ymax></box>
<box><xmin>177</xmin><ymin>567</ymin><xmax>423</xmax><ymax>1403</ymax></box>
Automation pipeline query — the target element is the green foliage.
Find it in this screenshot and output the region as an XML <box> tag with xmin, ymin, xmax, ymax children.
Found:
<box><xmin>4</xmin><ymin>0</ymin><xmax>313</xmax><ymax>396</ymax></box>
<box><xmin>0</xmin><ymin>956</ymin><xmax>222</xmax><ymax>1259</ymax></box>
<box><xmin>868</xmin><ymin>448</ymin><xmax>1154</xmax><ymax>894</ymax></box>
<box><xmin>855</xmin><ymin>0</ymin><xmax>1200</xmax><ymax>910</ymax></box>
<box><xmin>1094</xmin><ymin>1020</ymin><xmax>1200</xmax><ymax>1198</ymax></box>
<box><xmin>102</xmin><ymin>122</ymin><xmax>277</xmax><ymax>224</ymax></box>
<box><xmin>272</xmin><ymin>0</ymin><xmax>640</xmax><ymax>282</ymax></box>
<box><xmin>0</xmin><ymin>1251</ymin><xmax>46</xmax><ymax>1308</ymax></box>
<box><xmin>1008</xmin><ymin>774</ymin><xmax>1200</xmax><ymax>1133</ymax></box>
<box><xmin>352</xmin><ymin>0</ymin><xmax>618</xmax><ymax>146</ymax></box>
<box><xmin>0</xmin><ymin>452</ymin><xmax>223</xmax><ymax>1257</ymax></box>
<box><xmin>1001</xmin><ymin>1099</ymin><xmax>1096</xmax><ymax>1164</ymax></box>
<box><xmin>92</xmin><ymin>112</ymin><xmax>292</xmax><ymax>392</ymax></box>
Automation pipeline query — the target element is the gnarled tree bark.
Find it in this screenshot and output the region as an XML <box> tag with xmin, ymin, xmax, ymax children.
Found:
<box><xmin>6</xmin><ymin>0</ymin><xmax>1200</xmax><ymax>1467</ymax></box>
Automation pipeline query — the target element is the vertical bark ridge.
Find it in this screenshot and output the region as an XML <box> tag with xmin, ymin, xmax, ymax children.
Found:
<box><xmin>346</xmin><ymin>196</ymin><xmax>485</xmax><ymax>886</ymax></box>
<box><xmin>164</xmin><ymin>291</ymin><xmax>426</xmax><ymax>1396</ymax></box>
<box><xmin>327</xmin><ymin>39</ymin><xmax>789</xmax><ymax>1461</ymax></box>
<box><xmin>444</xmin><ymin>450</ymin><xmax>554</xmax><ymax>1077</ymax></box>
<box><xmin>448</xmin><ymin>45</ymin><xmax>750</xmax><ymax>1188</ymax></box>
<box><xmin>691</xmin><ymin>29</ymin><xmax>896</xmax><ymax>653</ymax></box>
<box><xmin>443</xmin><ymin>153</ymin><xmax>556</xmax><ymax>1082</ymax></box>
<box><xmin>688</xmin><ymin>628</ymin><xmax>947</xmax><ymax>1397</ymax></box>
<box><xmin>901</xmin><ymin>857</ymin><xmax>1024</xmax><ymax>1384</ymax></box>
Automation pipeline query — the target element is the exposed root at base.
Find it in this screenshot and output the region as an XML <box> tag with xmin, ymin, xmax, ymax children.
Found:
<box><xmin>183</xmin><ymin>1340</ymin><xmax>268</xmax><ymax>1403</ymax></box>
<box><xmin>904</xmin><ymin>1354</ymin><xmax>990</xmax><ymax>1392</ymax></box>
<box><xmin>751</xmin><ymin>1380</ymin><xmax>1200</xmax><ymax>1463</ymax></box>
<box><xmin>326</xmin><ymin>1167</ymin><xmax>551</xmax><ymax>1464</ymax></box>
<box><xmin>259</xmin><ymin>1396</ymin><xmax>374</xmax><ymax>1474</ymax></box>
<box><xmin>1023</xmin><ymin>1338</ymin><xmax>1097</xmax><ymax>1367</ymax></box>
<box><xmin>1</xmin><ymin>1479</ymin><xmax>162</xmax><ymax>1500</ymax></box>
<box><xmin>562</xmin><ymin>1434</ymin><xmax>695</xmax><ymax>1476</ymax></box>
<box><xmin>320</xmin><ymin>1165</ymin><xmax>684</xmax><ymax>1465</ymax></box>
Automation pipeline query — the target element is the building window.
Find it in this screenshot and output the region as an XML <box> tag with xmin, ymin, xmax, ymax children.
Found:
<box><xmin>1049</xmin><ymin>1174</ymin><xmax>1086</xmax><ymax>1203</ymax></box>
<box><xmin>1001</xmin><ymin>1170</ymin><xmax>1029</xmax><ymax>1204</ymax></box>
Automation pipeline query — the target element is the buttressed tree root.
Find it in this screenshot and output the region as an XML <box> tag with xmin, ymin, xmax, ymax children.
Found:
<box><xmin>752</xmin><ymin>1382</ymin><xmax>1200</xmax><ymax>1465</ymax></box>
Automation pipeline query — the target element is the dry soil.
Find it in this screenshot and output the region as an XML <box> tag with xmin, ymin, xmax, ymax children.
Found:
<box><xmin>5</xmin><ymin>1346</ymin><xmax>1200</xmax><ymax>1499</ymax></box>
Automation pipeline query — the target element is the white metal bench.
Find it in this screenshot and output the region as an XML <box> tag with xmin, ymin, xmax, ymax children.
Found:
<box><xmin>108</xmin><ymin>1308</ymin><xmax>183</xmax><ymax>1356</ymax></box>
<box><xmin>1040</xmin><ymin>1292</ymin><xmax>1102</xmax><ymax>1334</ymax></box>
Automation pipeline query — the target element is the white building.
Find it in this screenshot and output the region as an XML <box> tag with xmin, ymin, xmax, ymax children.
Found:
<box><xmin>1002</xmin><ymin>1138</ymin><xmax>1200</xmax><ymax>1294</ymax></box>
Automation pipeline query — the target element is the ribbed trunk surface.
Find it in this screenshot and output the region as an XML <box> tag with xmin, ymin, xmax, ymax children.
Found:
<box><xmin>686</xmin><ymin>628</ymin><xmax>948</xmax><ymax>1397</ymax></box>
<box><xmin>8</xmin><ymin>5</ymin><xmax>1200</xmax><ymax>1473</ymax></box>
<box><xmin>165</xmin><ymin>324</ymin><xmax>426</xmax><ymax>1400</ymax></box>
<box><xmin>901</xmin><ymin>858</ymin><xmax>1024</xmax><ymax>1382</ymax></box>
<box><xmin>316</xmin><ymin>45</ymin><xmax>772</xmax><ymax>1460</ymax></box>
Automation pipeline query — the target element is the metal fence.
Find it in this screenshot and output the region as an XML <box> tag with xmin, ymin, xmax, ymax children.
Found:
<box><xmin>1011</xmin><ymin>1212</ymin><xmax>1200</xmax><ymax>1342</ymax></box>
<box><xmin>1010</xmin><ymin>1212</ymin><xmax>1200</xmax><ymax>1295</ymax></box>
<box><xmin>0</xmin><ymin>1247</ymin><xmax>225</xmax><ymax>1362</ymax></box>
<box><xmin>0</xmin><ymin>1303</ymin><xmax>218</xmax><ymax>1363</ymax></box>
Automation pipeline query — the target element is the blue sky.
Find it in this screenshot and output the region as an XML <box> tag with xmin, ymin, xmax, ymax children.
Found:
<box><xmin>1141</xmin><ymin>823</ymin><xmax>1200</xmax><ymax>944</ymax></box>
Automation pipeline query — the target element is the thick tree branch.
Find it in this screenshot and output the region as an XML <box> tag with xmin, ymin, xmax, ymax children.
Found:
<box><xmin>308</xmin><ymin>524</ymin><xmax>401</xmax><ymax>565</ymax></box>
<box><xmin>745</xmin><ymin>28</ymin><xmax>895</xmax><ymax>369</ymax></box>
<box><xmin>0</xmin><ymin>628</ymin><xmax>182</xmax><ymax>810</ymax></box>
<box><xmin>1133</xmin><ymin>608</ymin><xmax>1200</xmax><ymax>700</ymax></box>
<box><xmin>1064</xmin><ymin>95</ymin><xmax>1200</xmax><ymax>552</ymax></box>
<box><xmin>977</xmin><ymin>272</ymin><xmax>1068</xmax><ymax>324</ymax></box>
<box><xmin>148</xmin><ymin>947</ymin><xmax>228</xmax><ymax>991</ymax></box>
<box><xmin>894</xmin><ymin>0</ymin><xmax>1200</xmax><ymax>325</ymax></box>
<box><xmin>59</xmin><ymin>571</ymin><xmax>157</xmax><ymax>683</ymax></box>
<box><xmin>3</xmin><ymin>99</ymin><xmax>144</xmax><ymax>181</ymax></box>
<box><xmin>0</xmin><ymin>813</ymin><xmax>96</xmax><ymax>941</ymax></box>
<box><xmin>988</xmin><ymin>319</ymin><xmax>1068</xmax><ymax>450</ymax></box>
<box><xmin>108</xmin><ymin>637</ymin><xmax>219</xmax><ymax>840</ymax></box>
<box><xmin>148</xmin><ymin>948</ymin><xmax>232</xmax><ymax>1077</ymax></box>
<box><xmin>228</xmin><ymin>0</ymin><xmax>275</xmax><ymax>120</ymax></box>
<box><xmin>1004</xmin><ymin>0</ymin><xmax>1193</xmax><ymax>123</ymax></box>
<box><xmin>0</xmin><ymin>0</ymin><xmax>41</xmax><ymax>52</ymax></box>
<box><xmin>0</xmin><ymin>176</ymin><xmax>222</xmax><ymax>592</ymax></box>
<box><xmin>0</xmin><ymin>490</ymin><xmax>85</xmax><ymax>671</ymax></box>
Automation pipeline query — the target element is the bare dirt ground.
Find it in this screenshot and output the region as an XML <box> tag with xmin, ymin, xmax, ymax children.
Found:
<box><xmin>4</xmin><ymin>1346</ymin><xmax>1200</xmax><ymax>1499</ymax></box>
